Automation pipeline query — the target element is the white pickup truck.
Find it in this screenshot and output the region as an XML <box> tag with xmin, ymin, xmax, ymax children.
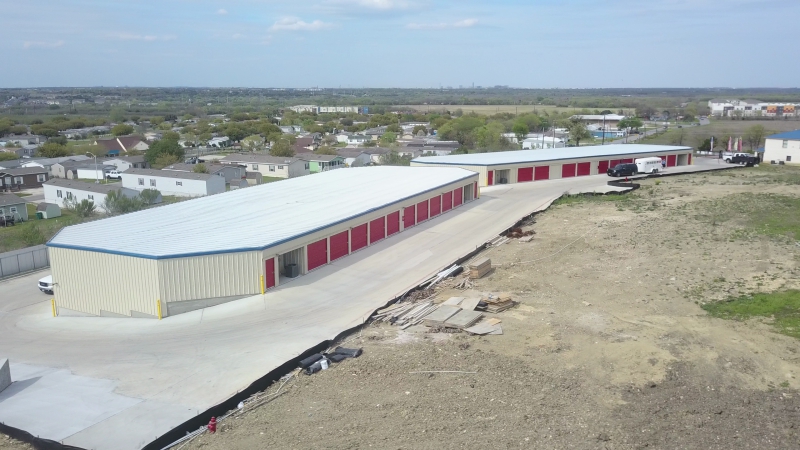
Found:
<box><xmin>38</xmin><ymin>275</ymin><xmax>53</xmax><ymax>294</ymax></box>
<box><xmin>721</xmin><ymin>152</ymin><xmax>748</xmax><ymax>163</ymax></box>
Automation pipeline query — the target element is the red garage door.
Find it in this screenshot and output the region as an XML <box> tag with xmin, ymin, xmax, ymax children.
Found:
<box><xmin>534</xmin><ymin>165</ymin><xmax>549</xmax><ymax>180</ymax></box>
<box><xmin>517</xmin><ymin>167</ymin><xmax>533</xmax><ymax>182</ymax></box>
<box><xmin>329</xmin><ymin>230</ymin><xmax>349</xmax><ymax>262</ymax></box>
<box><xmin>265</xmin><ymin>258</ymin><xmax>276</xmax><ymax>289</ymax></box>
<box><xmin>621</xmin><ymin>158</ymin><xmax>633</xmax><ymax>164</ymax></box>
<box><xmin>610</xmin><ymin>159</ymin><xmax>621</xmax><ymax>167</ymax></box>
<box><xmin>688</xmin><ymin>154</ymin><xmax>692</xmax><ymax>165</ymax></box>
<box><xmin>487</xmin><ymin>171</ymin><xmax>494</xmax><ymax>186</ymax></box>
<box><xmin>598</xmin><ymin>160</ymin><xmax>609</xmax><ymax>173</ymax></box>
<box><xmin>429</xmin><ymin>195</ymin><xmax>441</xmax><ymax>217</ymax></box>
<box><xmin>351</xmin><ymin>224</ymin><xmax>368</xmax><ymax>252</ymax></box>
<box><xmin>417</xmin><ymin>200</ymin><xmax>429</xmax><ymax>222</ymax></box>
<box><xmin>307</xmin><ymin>238</ymin><xmax>328</xmax><ymax>271</ymax></box>
<box><xmin>386</xmin><ymin>211</ymin><xmax>400</xmax><ymax>236</ymax></box>
<box><xmin>403</xmin><ymin>205</ymin><xmax>416</xmax><ymax>228</ymax></box>
<box><xmin>441</xmin><ymin>191</ymin><xmax>453</xmax><ymax>212</ymax></box>
<box><xmin>562</xmin><ymin>163</ymin><xmax>576</xmax><ymax>178</ymax></box>
<box><xmin>453</xmin><ymin>187</ymin><xmax>463</xmax><ymax>207</ymax></box>
<box><xmin>577</xmin><ymin>162</ymin><xmax>591</xmax><ymax>176</ymax></box>
<box><xmin>369</xmin><ymin>217</ymin><xmax>385</xmax><ymax>244</ymax></box>
<box><xmin>667</xmin><ymin>155</ymin><xmax>677</xmax><ymax>167</ymax></box>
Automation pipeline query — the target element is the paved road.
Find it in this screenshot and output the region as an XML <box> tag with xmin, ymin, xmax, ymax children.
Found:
<box><xmin>0</xmin><ymin>158</ymin><xmax>733</xmax><ymax>450</ymax></box>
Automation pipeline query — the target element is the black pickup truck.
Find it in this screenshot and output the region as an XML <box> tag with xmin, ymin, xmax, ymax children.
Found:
<box><xmin>730</xmin><ymin>154</ymin><xmax>759</xmax><ymax>166</ymax></box>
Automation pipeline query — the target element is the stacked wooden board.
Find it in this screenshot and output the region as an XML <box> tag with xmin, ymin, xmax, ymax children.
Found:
<box><xmin>469</xmin><ymin>258</ymin><xmax>492</xmax><ymax>279</ymax></box>
<box><xmin>481</xmin><ymin>293</ymin><xmax>516</xmax><ymax>313</ymax></box>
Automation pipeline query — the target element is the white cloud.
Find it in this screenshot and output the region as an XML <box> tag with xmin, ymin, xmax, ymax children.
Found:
<box><xmin>407</xmin><ymin>18</ymin><xmax>477</xmax><ymax>30</ymax></box>
<box><xmin>22</xmin><ymin>40</ymin><xmax>65</xmax><ymax>49</ymax></box>
<box><xmin>217</xmin><ymin>8</ymin><xmax>228</xmax><ymax>15</ymax></box>
<box><xmin>110</xmin><ymin>33</ymin><xmax>176</xmax><ymax>41</ymax></box>
<box><xmin>269</xmin><ymin>17</ymin><xmax>333</xmax><ymax>32</ymax></box>
<box><xmin>326</xmin><ymin>0</ymin><xmax>413</xmax><ymax>10</ymax></box>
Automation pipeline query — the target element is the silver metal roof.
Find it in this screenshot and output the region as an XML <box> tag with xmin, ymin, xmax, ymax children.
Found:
<box><xmin>411</xmin><ymin>144</ymin><xmax>691</xmax><ymax>167</ymax></box>
<box><xmin>47</xmin><ymin>166</ymin><xmax>477</xmax><ymax>259</ymax></box>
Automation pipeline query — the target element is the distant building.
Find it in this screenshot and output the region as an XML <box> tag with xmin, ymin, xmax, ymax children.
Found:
<box><xmin>708</xmin><ymin>99</ymin><xmax>799</xmax><ymax>117</ymax></box>
<box><xmin>43</xmin><ymin>179</ymin><xmax>141</xmax><ymax>213</ymax></box>
<box><xmin>121</xmin><ymin>168</ymin><xmax>225</xmax><ymax>197</ymax></box>
<box><xmin>570</xmin><ymin>114</ymin><xmax>626</xmax><ymax>130</ymax></box>
<box><xmin>0</xmin><ymin>192</ymin><xmax>28</xmax><ymax>221</ymax></box>
<box><xmin>297</xmin><ymin>154</ymin><xmax>345</xmax><ymax>173</ymax></box>
<box><xmin>94</xmin><ymin>136</ymin><xmax>149</xmax><ymax>156</ymax></box>
<box><xmin>220</xmin><ymin>154</ymin><xmax>309</xmax><ymax>179</ymax></box>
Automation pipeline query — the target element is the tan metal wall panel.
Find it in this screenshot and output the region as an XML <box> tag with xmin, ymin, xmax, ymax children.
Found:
<box><xmin>49</xmin><ymin>247</ymin><xmax>159</xmax><ymax>316</ymax></box>
<box><xmin>157</xmin><ymin>251</ymin><xmax>260</xmax><ymax>303</ymax></box>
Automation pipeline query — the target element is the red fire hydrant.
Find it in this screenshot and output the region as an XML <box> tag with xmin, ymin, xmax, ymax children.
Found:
<box><xmin>207</xmin><ymin>417</ymin><xmax>217</xmax><ymax>433</ymax></box>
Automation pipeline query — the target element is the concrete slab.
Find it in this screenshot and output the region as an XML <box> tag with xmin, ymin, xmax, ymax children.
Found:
<box><xmin>0</xmin><ymin>359</ymin><xmax>9</xmax><ymax>394</ymax></box>
<box><xmin>0</xmin><ymin>159</ymin><xmax>734</xmax><ymax>449</ymax></box>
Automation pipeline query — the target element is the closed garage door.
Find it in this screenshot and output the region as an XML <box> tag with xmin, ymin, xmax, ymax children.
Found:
<box><xmin>265</xmin><ymin>258</ymin><xmax>276</xmax><ymax>289</ymax></box>
<box><xmin>577</xmin><ymin>162</ymin><xmax>591</xmax><ymax>176</ymax></box>
<box><xmin>534</xmin><ymin>166</ymin><xmax>549</xmax><ymax>180</ymax></box>
<box><xmin>487</xmin><ymin>171</ymin><xmax>494</xmax><ymax>186</ymax></box>
<box><xmin>667</xmin><ymin>155</ymin><xmax>677</xmax><ymax>167</ymax></box>
<box><xmin>610</xmin><ymin>159</ymin><xmax>621</xmax><ymax>168</ymax></box>
<box><xmin>429</xmin><ymin>195</ymin><xmax>441</xmax><ymax>216</ymax></box>
<box><xmin>442</xmin><ymin>191</ymin><xmax>453</xmax><ymax>212</ymax></box>
<box><xmin>351</xmin><ymin>224</ymin><xmax>368</xmax><ymax>252</ymax></box>
<box><xmin>417</xmin><ymin>200</ymin><xmax>429</xmax><ymax>222</ymax></box>
<box><xmin>386</xmin><ymin>211</ymin><xmax>400</xmax><ymax>236</ymax></box>
<box><xmin>598</xmin><ymin>160</ymin><xmax>609</xmax><ymax>173</ymax></box>
<box><xmin>518</xmin><ymin>167</ymin><xmax>533</xmax><ymax>182</ymax></box>
<box><xmin>329</xmin><ymin>230</ymin><xmax>349</xmax><ymax>262</ymax></box>
<box><xmin>562</xmin><ymin>163</ymin><xmax>576</xmax><ymax>178</ymax></box>
<box><xmin>688</xmin><ymin>154</ymin><xmax>692</xmax><ymax>165</ymax></box>
<box><xmin>403</xmin><ymin>206</ymin><xmax>416</xmax><ymax>228</ymax></box>
<box><xmin>453</xmin><ymin>187</ymin><xmax>463</xmax><ymax>207</ymax></box>
<box><xmin>307</xmin><ymin>238</ymin><xmax>328</xmax><ymax>271</ymax></box>
<box><xmin>369</xmin><ymin>217</ymin><xmax>385</xmax><ymax>244</ymax></box>
<box><xmin>620</xmin><ymin>158</ymin><xmax>633</xmax><ymax>164</ymax></box>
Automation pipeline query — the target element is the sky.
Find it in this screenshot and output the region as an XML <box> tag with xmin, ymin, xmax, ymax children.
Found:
<box><xmin>1</xmin><ymin>0</ymin><xmax>798</xmax><ymax>88</ymax></box>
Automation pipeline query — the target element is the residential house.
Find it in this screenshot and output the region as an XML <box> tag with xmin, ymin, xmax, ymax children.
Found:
<box><xmin>207</xmin><ymin>136</ymin><xmax>231</xmax><ymax>148</ymax></box>
<box><xmin>399</xmin><ymin>139</ymin><xmax>460</xmax><ymax>155</ymax></box>
<box><xmin>103</xmin><ymin>155</ymin><xmax>149</xmax><ymax>172</ymax></box>
<box><xmin>298</xmin><ymin>154</ymin><xmax>345</xmax><ymax>173</ymax></box>
<box><xmin>0</xmin><ymin>167</ymin><xmax>49</xmax><ymax>189</ymax></box>
<box><xmin>121</xmin><ymin>168</ymin><xmax>225</xmax><ymax>197</ymax></box>
<box><xmin>0</xmin><ymin>159</ymin><xmax>23</xmax><ymax>170</ymax></box>
<box><xmin>335</xmin><ymin>132</ymin><xmax>353</xmax><ymax>143</ymax></box>
<box><xmin>220</xmin><ymin>154</ymin><xmax>309</xmax><ymax>179</ymax></box>
<box><xmin>0</xmin><ymin>192</ymin><xmax>28</xmax><ymax>221</ymax></box>
<box><xmin>362</xmin><ymin>147</ymin><xmax>392</xmax><ymax>164</ymax></box>
<box><xmin>43</xmin><ymin>179</ymin><xmax>142</xmax><ymax>213</ymax></box>
<box><xmin>763</xmin><ymin>130</ymin><xmax>800</xmax><ymax>164</ymax></box>
<box><xmin>2</xmin><ymin>144</ymin><xmax>38</xmax><ymax>158</ymax></box>
<box><xmin>363</xmin><ymin>126</ymin><xmax>387</xmax><ymax>141</ymax></box>
<box><xmin>0</xmin><ymin>134</ymin><xmax>44</xmax><ymax>147</ymax></box>
<box><xmin>36</xmin><ymin>202</ymin><xmax>61</xmax><ymax>219</ymax></box>
<box><xmin>293</xmin><ymin>136</ymin><xmax>316</xmax><ymax>154</ymax></box>
<box><xmin>346</xmin><ymin>135</ymin><xmax>372</xmax><ymax>146</ymax></box>
<box><xmin>163</xmin><ymin>162</ymin><xmax>245</xmax><ymax>185</ymax></box>
<box><xmin>22</xmin><ymin>155</ymin><xmax>91</xmax><ymax>177</ymax></box>
<box><xmin>335</xmin><ymin>149</ymin><xmax>372</xmax><ymax>167</ymax></box>
<box><xmin>51</xmin><ymin>159</ymin><xmax>103</xmax><ymax>179</ymax></box>
<box><xmin>280</xmin><ymin>125</ymin><xmax>304</xmax><ymax>134</ymax></box>
<box><xmin>75</xmin><ymin>164</ymin><xmax>116</xmax><ymax>181</ymax></box>
<box><xmin>94</xmin><ymin>135</ymin><xmax>150</xmax><ymax>156</ymax></box>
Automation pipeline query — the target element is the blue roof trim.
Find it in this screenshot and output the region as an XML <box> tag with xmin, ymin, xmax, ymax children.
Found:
<box><xmin>767</xmin><ymin>130</ymin><xmax>800</xmax><ymax>140</ymax></box>
<box><xmin>45</xmin><ymin>172</ymin><xmax>479</xmax><ymax>260</ymax></box>
<box><xmin>412</xmin><ymin>147</ymin><xmax>690</xmax><ymax>167</ymax></box>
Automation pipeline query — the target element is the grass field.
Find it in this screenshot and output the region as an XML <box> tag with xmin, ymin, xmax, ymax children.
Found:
<box><xmin>640</xmin><ymin>119</ymin><xmax>800</xmax><ymax>149</ymax></box>
<box><xmin>398</xmin><ymin>104</ymin><xmax>636</xmax><ymax>116</ymax></box>
<box><xmin>0</xmin><ymin>206</ymin><xmax>86</xmax><ymax>252</ymax></box>
<box><xmin>703</xmin><ymin>290</ymin><xmax>800</xmax><ymax>339</ymax></box>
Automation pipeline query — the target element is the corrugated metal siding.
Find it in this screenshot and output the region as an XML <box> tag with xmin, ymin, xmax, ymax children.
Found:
<box><xmin>50</xmin><ymin>247</ymin><xmax>159</xmax><ymax>316</ymax></box>
<box><xmin>157</xmin><ymin>251</ymin><xmax>260</xmax><ymax>303</ymax></box>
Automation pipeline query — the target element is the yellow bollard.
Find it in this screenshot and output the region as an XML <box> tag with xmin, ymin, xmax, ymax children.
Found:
<box><xmin>260</xmin><ymin>275</ymin><xmax>265</xmax><ymax>295</ymax></box>
<box><xmin>156</xmin><ymin>299</ymin><xmax>162</xmax><ymax>320</ymax></box>
<box><xmin>51</xmin><ymin>299</ymin><xmax>57</xmax><ymax>317</ymax></box>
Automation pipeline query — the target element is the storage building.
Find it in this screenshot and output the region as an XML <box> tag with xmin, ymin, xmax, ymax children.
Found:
<box><xmin>46</xmin><ymin>166</ymin><xmax>479</xmax><ymax>318</ymax></box>
<box><xmin>411</xmin><ymin>144</ymin><xmax>692</xmax><ymax>186</ymax></box>
<box><xmin>763</xmin><ymin>130</ymin><xmax>800</xmax><ymax>164</ymax></box>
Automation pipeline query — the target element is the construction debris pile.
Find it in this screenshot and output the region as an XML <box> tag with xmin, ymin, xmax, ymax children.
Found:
<box><xmin>479</xmin><ymin>293</ymin><xmax>515</xmax><ymax>313</ymax></box>
<box><xmin>507</xmin><ymin>226</ymin><xmax>535</xmax><ymax>239</ymax></box>
<box><xmin>468</xmin><ymin>258</ymin><xmax>492</xmax><ymax>279</ymax></box>
<box><xmin>299</xmin><ymin>346</ymin><xmax>363</xmax><ymax>376</ymax></box>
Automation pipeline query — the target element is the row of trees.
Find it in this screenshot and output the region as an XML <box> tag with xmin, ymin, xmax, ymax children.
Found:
<box><xmin>62</xmin><ymin>188</ymin><xmax>161</xmax><ymax>218</ymax></box>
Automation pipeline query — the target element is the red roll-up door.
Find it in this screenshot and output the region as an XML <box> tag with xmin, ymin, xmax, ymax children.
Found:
<box><xmin>429</xmin><ymin>196</ymin><xmax>441</xmax><ymax>216</ymax></box>
<box><xmin>441</xmin><ymin>191</ymin><xmax>453</xmax><ymax>212</ymax></box>
<box><xmin>403</xmin><ymin>206</ymin><xmax>416</xmax><ymax>228</ymax></box>
<box><xmin>329</xmin><ymin>230</ymin><xmax>349</xmax><ymax>262</ymax></box>
<box><xmin>576</xmin><ymin>162</ymin><xmax>591</xmax><ymax>176</ymax></box>
<box><xmin>534</xmin><ymin>165</ymin><xmax>550</xmax><ymax>180</ymax></box>
<box><xmin>417</xmin><ymin>200</ymin><xmax>429</xmax><ymax>222</ymax></box>
<box><xmin>453</xmin><ymin>187</ymin><xmax>463</xmax><ymax>206</ymax></box>
<box><xmin>307</xmin><ymin>238</ymin><xmax>328</xmax><ymax>271</ymax></box>
<box><xmin>687</xmin><ymin>154</ymin><xmax>692</xmax><ymax>165</ymax></box>
<box><xmin>610</xmin><ymin>159</ymin><xmax>621</xmax><ymax>167</ymax></box>
<box><xmin>598</xmin><ymin>160</ymin><xmax>609</xmax><ymax>173</ymax></box>
<box><xmin>621</xmin><ymin>158</ymin><xmax>633</xmax><ymax>164</ymax></box>
<box><xmin>667</xmin><ymin>155</ymin><xmax>677</xmax><ymax>167</ymax></box>
<box><xmin>659</xmin><ymin>155</ymin><xmax>666</xmax><ymax>162</ymax></box>
<box><xmin>351</xmin><ymin>224</ymin><xmax>368</xmax><ymax>252</ymax></box>
<box><xmin>487</xmin><ymin>171</ymin><xmax>494</xmax><ymax>186</ymax></box>
<box><xmin>386</xmin><ymin>211</ymin><xmax>400</xmax><ymax>236</ymax></box>
<box><xmin>369</xmin><ymin>217</ymin><xmax>385</xmax><ymax>244</ymax></box>
<box><xmin>265</xmin><ymin>257</ymin><xmax>276</xmax><ymax>289</ymax></box>
<box><xmin>562</xmin><ymin>163</ymin><xmax>576</xmax><ymax>178</ymax></box>
<box><xmin>517</xmin><ymin>167</ymin><xmax>533</xmax><ymax>182</ymax></box>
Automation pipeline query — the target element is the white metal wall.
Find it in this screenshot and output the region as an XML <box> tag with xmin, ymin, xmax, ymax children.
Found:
<box><xmin>50</xmin><ymin>247</ymin><xmax>160</xmax><ymax>317</ymax></box>
<box><xmin>157</xmin><ymin>250</ymin><xmax>261</xmax><ymax>304</ymax></box>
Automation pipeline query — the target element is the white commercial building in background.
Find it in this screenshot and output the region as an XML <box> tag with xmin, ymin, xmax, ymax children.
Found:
<box><xmin>708</xmin><ymin>99</ymin><xmax>799</xmax><ymax>117</ymax></box>
<box><xmin>46</xmin><ymin>166</ymin><xmax>479</xmax><ymax>318</ymax></box>
<box><xmin>763</xmin><ymin>130</ymin><xmax>800</xmax><ymax>164</ymax></box>
<box><xmin>121</xmin><ymin>168</ymin><xmax>225</xmax><ymax>197</ymax></box>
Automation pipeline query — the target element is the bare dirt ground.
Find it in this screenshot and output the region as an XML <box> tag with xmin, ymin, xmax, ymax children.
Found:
<box><xmin>5</xmin><ymin>164</ymin><xmax>800</xmax><ymax>450</ymax></box>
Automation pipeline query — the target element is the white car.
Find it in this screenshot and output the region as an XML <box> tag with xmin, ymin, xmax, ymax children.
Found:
<box><xmin>106</xmin><ymin>170</ymin><xmax>122</xmax><ymax>179</ymax></box>
<box><xmin>38</xmin><ymin>275</ymin><xmax>54</xmax><ymax>294</ymax></box>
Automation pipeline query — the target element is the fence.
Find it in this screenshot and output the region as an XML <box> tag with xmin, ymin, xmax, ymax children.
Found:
<box><xmin>0</xmin><ymin>245</ymin><xmax>49</xmax><ymax>279</ymax></box>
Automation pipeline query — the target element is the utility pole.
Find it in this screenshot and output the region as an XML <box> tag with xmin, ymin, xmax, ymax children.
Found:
<box><xmin>601</xmin><ymin>114</ymin><xmax>606</xmax><ymax>145</ymax></box>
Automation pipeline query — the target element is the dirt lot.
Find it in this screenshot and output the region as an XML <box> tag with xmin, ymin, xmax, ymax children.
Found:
<box><xmin>5</xmin><ymin>163</ymin><xmax>800</xmax><ymax>450</ymax></box>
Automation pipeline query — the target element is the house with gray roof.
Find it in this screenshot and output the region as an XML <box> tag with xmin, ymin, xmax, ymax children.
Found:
<box><xmin>0</xmin><ymin>192</ymin><xmax>28</xmax><ymax>221</ymax></box>
<box><xmin>220</xmin><ymin>153</ymin><xmax>309</xmax><ymax>179</ymax></box>
<box><xmin>121</xmin><ymin>168</ymin><xmax>225</xmax><ymax>197</ymax></box>
<box><xmin>43</xmin><ymin>179</ymin><xmax>142</xmax><ymax>213</ymax></box>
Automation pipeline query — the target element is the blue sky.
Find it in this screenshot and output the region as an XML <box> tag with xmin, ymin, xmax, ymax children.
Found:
<box><xmin>1</xmin><ymin>0</ymin><xmax>797</xmax><ymax>88</ymax></box>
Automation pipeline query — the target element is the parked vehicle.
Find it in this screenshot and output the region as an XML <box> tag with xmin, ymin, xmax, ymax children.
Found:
<box><xmin>607</xmin><ymin>163</ymin><xmax>638</xmax><ymax>177</ymax></box>
<box><xmin>730</xmin><ymin>153</ymin><xmax>754</xmax><ymax>164</ymax></box>
<box><xmin>0</xmin><ymin>215</ymin><xmax>15</xmax><ymax>227</ymax></box>
<box><xmin>38</xmin><ymin>275</ymin><xmax>53</xmax><ymax>294</ymax></box>
<box><xmin>106</xmin><ymin>170</ymin><xmax>122</xmax><ymax>179</ymax></box>
<box><xmin>722</xmin><ymin>152</ymin><xmax>748</xmax><ymax>163</ymax></box>
<box><xmin>635</xmin><ymin>157</ymin><xmax>663</xmax><ymax>174</ymax></box>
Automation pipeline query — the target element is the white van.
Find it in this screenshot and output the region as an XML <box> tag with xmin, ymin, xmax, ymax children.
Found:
<box><xmin>635</xmin><ymin>157</ymin><xmax>663</xmax><ymax>174</ymax></box>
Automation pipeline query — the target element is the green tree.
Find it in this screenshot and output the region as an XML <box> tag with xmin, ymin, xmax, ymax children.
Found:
<box><xmin>193</xmin><ymin>163</ymin><xmax>208</xmax><ymax>173</ymax></box>
<box><xmin>110</xmin><ymin>107</ymin><xmax>127</xmax><ymax>123</ymax></box>
<box><xmin>567</xmin><ymin>120</ymin><xmax>591</xmax><ymax>146</ymax></box>
<box><xmin>315</xmin><ymin>146</ymin><xmax>337</xmax><ymax>155</ymax></box>
<box><xmin>103</xmin><ymin>190</ymin><xmax>145</xmax><ymax>215</ymax></box>
<box><xmin>64</xmin><ymin>198</ymin><xmax>96</xmax><ymax>218</ymax></box>
<box><xmin>512</xmin><ymin>122</ymin><xmax>529</xmax><ymax>144</ymax></box>
<box><xmin>617</xmin><ymin>117</ymin><xmax>642</xmax><ymax>132</ymax></box>
<box><xmin>379</xmin><ymin>131</ymin><xmax>397</xmax><ymax>145</ymax></box>
<box><xmin>412</xmin><ymin>125</ymin><xmax>428</xmax><ymax>136</ymax></box>
<box><xmin>111</xmin><ymin>124</ymin><xmax>134</xmax><ymax>136</ymax></box>
<box><xmin>0</xmin><ymin>152</ymin><xmax>19</xmax><ymax>162</ymax></box>
<box><xmin>38</xmin><ymin>142</ymin><xmax>70</xmax><ymax>158</ymax></box>
<box><xmin>138</xmin><ymin>189</ymin><xmax>161</xmax><ymax>205</ymax></box>
<box><xmin>745</xmin><ymin>124</ymin><xmax>767</xmax><ymax>151</ymax></box>
<box><xmin>9</xmin><ymin>125</ymin><xmax>28</xmax><ymax>135</ymax></box>
<box><xmin>270</xmin><ymin>139</ymin><xmax>295</xmax><ymax>157</ymax></box>
<box><xmin>242</xmin><ymin>135</ymin><xmax>265</xmax><ymax>153</ymax></box>
<box><xmin>378</xmin><ymin>151</ymin><xmax>412</xmax><ymax>166</ymax></box>
<box><xmin>145</xmin><ymin>135</ymin><xmax>184</xmax><ymax>166</ymax></box>
<box><xmin>154</xmin><ymin>153</ymin><xmax>180</xmax><ymax>169</ymax></box>
<box><xmin>30</xmin><ymin>124</ymin><xmax>59</xmax><ymax>137</ymax></box>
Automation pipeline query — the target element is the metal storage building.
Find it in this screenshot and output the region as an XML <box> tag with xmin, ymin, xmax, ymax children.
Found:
<box><xmin>47</xmin><ymin>166</ymin><xmax>479</xmax><ymax>318</ymax></box>
<box><xmin>410</xmin><ymin>144</ymin><xmax>693</xmax><ymax>186</ymax></box>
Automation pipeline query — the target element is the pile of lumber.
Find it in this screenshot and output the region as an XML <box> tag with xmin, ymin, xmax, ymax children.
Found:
<box><xmin>374</xmin><ymin>301</ymin><xmax>437</xmax><ymax>328</ymax></box>
<box><xmin>480</xmin><ymin>293</ymin><xmax>515</xmax><ymax>313</ymax></box>
<box><xmin>465</xmin><ymin>318</ymin><xmax>503</xmax><ymax>335</ymax></box>
<box><xmin>469</xmin><ymin>258</ymin><xmax>492</xmax><ymax>279</ymax></box>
